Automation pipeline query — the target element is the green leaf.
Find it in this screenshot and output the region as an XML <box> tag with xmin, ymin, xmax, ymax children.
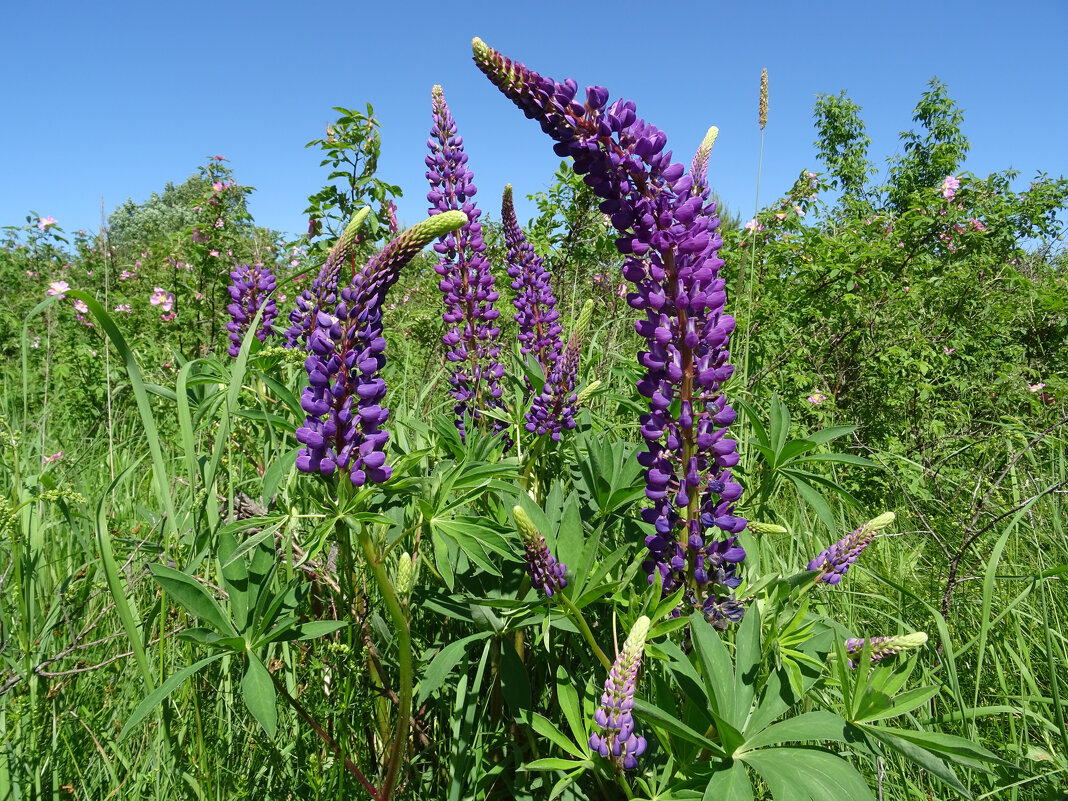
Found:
<box><xmin>242</xmin><ymin>655</ymin><xmax>277</xmax><ymax>737</ymax></box>
<box><xmin>522</xmin><ymin>758</ymin><xmax>589</xmax><ymax>771</ymax></box>
<box><xmin>855</xmin><ymin>684</ymin><xmax>940</xmax><ymax>723</ymax></box>
<box><xmin>701</xmin><ymin>761</ymin><xmax>755</xmax><ymax>801</ymax></box>
<box><xmin>633</xmin><ymin>699</ymin><xmax>723</xmax><ymax>755</ymax></box>
<box><xmin>118</xmin><ymin>653</ymin><xmax>225</xmax><ymax>741</ymax></box>
<box><xmin>416</xmin><ymin>631</ymin><xmax>492</xmax><ymax>706</ymax></box>
<box><xmin>689</xmin><ymin>612</ymin><xmax>737</xmax><ymax>725</ymax></box>
<box><xmin>739</xmin><ymin>712</ymin><xmax>854</xmax><ymax>753</ymax></box>
<box><xmin>861</xmin><ymin>726</ymin><xmax>972</xmax><ymax>796</ymax></box>
<box><xmin>149</xmin><ymin>564</ymin><xmax>236</xmax><ymax>637</ymax></box>
<box><xmin>525</xmin><ymin>712</ymin><xmax>586</xmax><ymax>759</ymax></box>
<box><xmin>741</xmin><ymin>747</ymin><xmax>875</xmax><ymax>800</ymax></box>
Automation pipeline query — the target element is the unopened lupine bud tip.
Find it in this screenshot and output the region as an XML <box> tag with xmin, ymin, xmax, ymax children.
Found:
<box><xmin>701</xmin><ymin>126</ymin><xmax>719</xmax><ymax>150</ymax></box>
<box><xmin>867</xmin><ymin>511</ymin><xmax>895</xmax><ymax>531</ymax></box>
<box><xmin>747</xmin><ymin>520</ymin><xmax>787</xmax><ymax>535</ymax></box>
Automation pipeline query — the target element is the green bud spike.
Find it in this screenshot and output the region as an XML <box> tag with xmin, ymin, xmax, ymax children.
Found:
<box><xmin>746</xmin><ymin>520</ymin><xmax>787</xmax><ymax>535</ymax></box>
<box><xmin>866</xmin><ymin>511</ymin><xmax>895</xmax><ymax>532</ymax></box>
<box><xmin>622</xmin><ymin>616</ymin><xmax>651</xmax><ymax>660</ymax></box>
<box><xmin>576</xmin><ymin>380</ymin><xmax>602</xmax><ymax>406</ymax></box>
<box><xmin>512</xmin><ymin>505</ymin><xmax>539</xmax><ymax>548</ymax></box>
<box><xmin>574</xmin><ymin>299</ymin><xmax>595</xmax><ymax>340</ymax></box>
<box><xmin>396</xmin><ymin>552</ymin><xmax>414</xmax><ymax>596</ymax></box>
<box><xmin>691</xmin><ymin>126</ymin><xmax>719</xmax><ymax>186</ymax></box>
<box><xmin>411</xmin><ymin>210</ymin><xmax>467</xmax><ymax>243</ymax></box>
<box><xmin>328</xmin><ymin>206</ymin><xmax>371</xmax><ymax>265</ymax></box>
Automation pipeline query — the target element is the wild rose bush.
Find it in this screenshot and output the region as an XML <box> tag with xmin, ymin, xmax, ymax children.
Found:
<box><xmin>3</xmin><ymin>40</ymin><xmax>1065</xmax><ymax>801</ymax></box>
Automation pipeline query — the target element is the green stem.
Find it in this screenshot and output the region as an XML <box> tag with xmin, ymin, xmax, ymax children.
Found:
<box><xmin>557</xmin><ymin>592</ymin><xmax>612</xmax><ymax>671</ymax></box>
<box><xmin>351</xmin><ymin>517</ymin><xmax>412</xmax><ymax>800</ymax></box>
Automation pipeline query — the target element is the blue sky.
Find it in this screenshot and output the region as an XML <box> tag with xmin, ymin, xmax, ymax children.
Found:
<box><xmin>3</xmin><ymin>0</ymin><xmax>1066</xmax><ymax>239</ymax></box>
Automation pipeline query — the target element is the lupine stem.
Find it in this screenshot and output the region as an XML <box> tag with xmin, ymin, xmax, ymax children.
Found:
<box><xmin>556</xmin><ymin>592</ymin><xmax>612</xmax><ymax>671</ymax></box>
<box><xmin>349</xmin><ymin>516</ymin><xmax>412</xmax><ymax>799</ymax></box>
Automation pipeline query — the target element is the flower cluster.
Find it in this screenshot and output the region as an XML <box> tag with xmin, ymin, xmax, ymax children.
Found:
<box><xmin>284</xmin><ymin>208</ymin><xmax>369</xmax><ymax>349</ymax></box>
<box><xmin>589</xmin><ymin>616</ymin><xmax>649</xmax><ymax>770</ymax></box>
<box><xmin>426</xmin><ymin>85</ymin><xmax>506</xmax><ymax>441</ymax></box>
<box><xmin>473</xmin><ymin>40</ymin><xmax>746</xmax><ymax>620</ymax></box>
<box><xmin>295</xmin><ymin>211</ymin><xmax>467</xmax><ymax>485</ymax></box>
<box><xmin>845</xmin><ymin>632</ymin><xmax>927</xmax><ymax>667</ymax></box>
<box><xmin>226</xmin><ymin>264</ymin><xmax>278</xmax><ymax>357</ymax></box>
<box><xmin>941</xmin><ymin>174</ymin><xmax>960</xmax><ymax>201</ymax></box>
<box><xmin>526</xmin><ymin>300</ymin><xmax>592</xmax><ymax>441</ymax></box>
<box><xmin>807</xmin><ymin>512</ymin><xmax>895</xmax><ymax>585</ymax></box>
<box><xmin>502</xmin><ymin>184</ymin><xmax>562</xmax><ymax>370</ymax></box>
<box><xmin>512</xmin><ymin>506</ymin><xmax>567</xmax><ymax>597</ymax></box>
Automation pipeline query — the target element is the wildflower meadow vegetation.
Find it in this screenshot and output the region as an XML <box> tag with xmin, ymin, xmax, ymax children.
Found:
<box><xmin>3</xmin><ymin>39</ymin><xmax>1068</xmax><ymax>800</ymax></box>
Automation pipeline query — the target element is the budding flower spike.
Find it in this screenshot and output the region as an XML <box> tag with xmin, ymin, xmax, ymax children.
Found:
<box><xmin>846</xmin><ymin>632</ymin><xmax>928</xmax><ymax>667</ymax></box>
<box><xmin>295</xmin><ymin>211</ymin><xmax>467</xmax><ymax>486</ymax></box>
<box><xmin>283</xmin><ymin>207</ymin><xmax>371</xmax><ymax>349</ymax></box>
<box><xmin>513</xmin><ymin>506</ymin><xmax>567</xmax><ymax>597</ymax></box>
<box><xmin>807</xmin><ymin>512</ymin><xmax>895</xmax><ymax>585</ymax></box>
<box><xmin>473</xmin><ymin>38</ymin><xmax>746</xmax><ymax>622</ymax></box>
<box><xmin>589</xmin><ymin>616</ymin><xmax>650</xmax><ymax>770</ymax></box>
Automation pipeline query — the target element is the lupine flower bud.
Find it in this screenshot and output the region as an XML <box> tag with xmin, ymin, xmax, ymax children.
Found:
<box><xmin>513</xmin><ymin>505</ymin><xmax>567</xmax><ymax>597</ymax></box>
<box><xmin>426</xmin><ymin>85</ymin><xmax>506</xmax><ymax>443</ymax></box>
<box><xmin>502</xmin><ymin>184</ymin><xmax>562</xmax><ymax>371</ymax></box>
<box><xmin>845</xmin><ymin>632</ymin><xmax>927</xmax><ymax>666</ymax></box>
<box><xmin>284</xmin><ymin>208</ymin><xmax>370</xmax><ymax>349</ymax></box>
<box><xmin>807</xmin><ymin>512</ymin><xmax>895</xmax><ymax>585</ymax></box>
<box><xmin>396</xmin><ymin>551</ymin><xmax>414</xmax><ymax>597</ymax></box>
<box><xmin>576</xmin><ymin>379</ymin><xmax>602</xmax><ymax>406</ymax></box>
<box><xmin>226</xmin><ymin>264</ymin><xmax>278</xmax><ymax>357</ymax></box>
<box><xmin>295</xmin><ymin>211</ymin><xmax>467</xmax><ymax>485</ymax></box>
<box><xmin>690</xmin><ymin>126</ymin><xmax>719</xmax><ymax>192</ymax></box>
<box><xmin>473</xmin><ymin>38</ymin><xmax>746</xmax><ymax>622</ymax></box>
<box><xmin>589</xmin><ymin>616</ymin><xmax>650</xmax><ymax>770</ymax></box>
<box><xmin>746</xmin><ymin>521</ymin><xmax>788</xmax><ymax>535</ymax></box>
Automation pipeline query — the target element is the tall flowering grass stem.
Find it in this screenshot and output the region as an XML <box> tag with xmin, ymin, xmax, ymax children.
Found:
<box><xmin>350</xmin><ymin>515</ymin><xmax>412</xmax><ymax>799</ymax></box>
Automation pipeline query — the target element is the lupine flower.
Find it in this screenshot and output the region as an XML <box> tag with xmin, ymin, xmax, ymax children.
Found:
<box><xmin>502</xmin><ymin>184</ymin><xmax>562</xmax><ymax>371</ymax></box>
<box><xmin>527</xmin><ymin>300</ymin><xmax>592</xmax><ymax>441</ymax></box>
<box><xmin>37</xmin><ymin>216</ymin><xmax>57</xmax><ymax>231</ymax></box>
<box><xmin>845</xmin><ymin>632</ymin><xmax>927</xmax><ymax>666</ymax></box>
<box><xmin>473</xmin><ymin>39</ymin><xmax>746</xmax><ymax>621</ymax></box>
<box><xmin>426</xmin><ymin>84</ymin><xmax>506</xmax><ymax>442</ymax></box>
<box><xmin>48</xmin><ymin>281</ymin><xmax>69</xmax><ymax>297</ymax></box>
<box><xmin>941</xmin><ymin>175</ymin><xmax>960</xmax><ymax>200</ymax></box>
<box><xmin>295</xmin><ymin>210</ymin><xmax>467</xmax><ymax>486</ymax></box>
<box><xmin>284</xmin><ymin>208</ymin><xmax>370</xmax><ymax>349</ymax></box>
<box><xmin>807</xmin><ymin>392</ymin><xmax>826</xmax><ymax>405</ymax></box>
<box><xmin>807</xmin><ymin>512</ymin><xmax>895</xmax><ymax>585</ymax></box>
<box><xmin>226</xmin><ymin>264</ymin><xmax>278</xmax><ymax>357</ymax></box>
<box><xmin>589</xmin><ymin>616</ymin><xmax>650</xmax><ymax>770</ymax></box>
<box><xmin>512</xmin><ymin>506</ymin><xmax>567</xmax><ymax>597</ymax></box>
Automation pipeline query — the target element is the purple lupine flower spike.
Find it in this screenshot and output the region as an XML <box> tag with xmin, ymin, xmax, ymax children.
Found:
<box><xmin>226</xmin><ymin>263</ymin><xmax>278</xmax><ymax>357</ymax></box>
<box><xmin>426</xmin><ymin>85</ymin><xmax>506</xmax><ymax>442</ymax></box>
<box><xmin>284</xmin><ymin>208</ymin><xmax>370</xmax><ymax>349</ymax></box>
<box><xmin>385</xmin><ymin>200</ymin><xmax>399</xmax><ymax>236</ymax></box>
<box><xmin>526</xmin><ymin>300</ymin><xmax>592</xmax><ymax>441</ymax></box>
<box><xmin>589</xmin><ymin>616</ymin><xmax>650</xmax><ymax>770</ymax></box>
<box><xmin>690</xmin><ymin>126</ymin><xmax>719</xmax><ymax>193</ymax></box>
<box><xmin>502</xmin><ymin>184</ymin><xmax>562</xmax><ymax>371</ymax></box>
<box><xmin>473</xmin><ymin>39</ymin><xmax>745</xmax><ymax>621</ymax></box>
<box><xmin>845</xmin><ymin>632</ymin><xmax>927</xmax><ymax>667</ymax></box>
<box><xmin>295</xmin><ymin>210</ymin><xmax>467</xmax><ymax>485</ymax></box>
<box><xmin>807</xmin><ymin>512</ymin><xmax>895</xmax><ymax>585</ymax></box>
<box><xmin>512</xmin><ymin>506</ymin><xmax>567</xmax><ymax>597</ymax></box>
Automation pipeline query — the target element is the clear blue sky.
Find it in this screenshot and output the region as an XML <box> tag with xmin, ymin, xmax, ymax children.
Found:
<box><xmin>3</xmin><ymin>0</ymin><xmax>1066</xmax><ymax>239</ymax></box>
